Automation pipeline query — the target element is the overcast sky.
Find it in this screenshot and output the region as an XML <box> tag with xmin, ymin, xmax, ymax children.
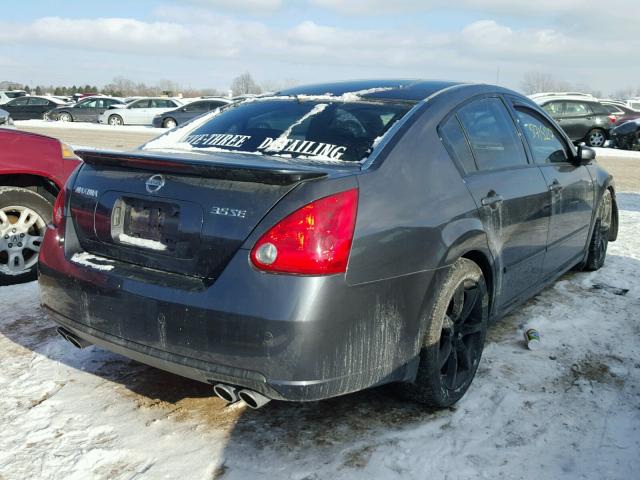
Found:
<box><xmin>1</xmin><ymin>0</ymin><xmax>638</xmax><ymax>93</ymax></box>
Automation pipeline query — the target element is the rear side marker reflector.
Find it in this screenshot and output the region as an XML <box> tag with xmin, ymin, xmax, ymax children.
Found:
<box><xmin>251</xmin><ymin>189</ymin><xmax>358</xmax><ymax>275</ymax></box>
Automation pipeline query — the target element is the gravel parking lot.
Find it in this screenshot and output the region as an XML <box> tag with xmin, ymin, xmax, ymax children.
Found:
<box><xmin>2</xmin><ymin>123</ymin><xmax>639</xmax><ymax>479</ymax></box>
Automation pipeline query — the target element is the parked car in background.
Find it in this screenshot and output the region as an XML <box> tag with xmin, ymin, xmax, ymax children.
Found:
<box><xmin>2</xmin><ymin>96</ymin><xmax>68</xmax><ymax>120</ymax></box>
<box><xmin>0</xmin><ymin>90</ymin><xmax>27</xmax><ymax>105</ymax></box>
<box><xmin>531</xmin><ymin>93</ymin><xmax>614</xmax><ymax>147</ymax></box>
<box><xmin>46</xmin><ymin>96</ymin><xmax>125</xmax><ymax>123</ymax></box>
<box><xmin>152</xmin><ymin>98</ymin><xmax>232</xmax><ymax>128</ymax></box>
<box><xmin>0</xmin><ymin>109</ymin><xmax>13</xmax><ymax>126</ymax></box>
<box><xmin>609</xmin><ymin>119</ymin><xmax>640</xmax><ymax>151</ymax></box>
<box><xmin>600</xmin><ymin>101</ymin><xmax>640</xmax><ymax>125</ymax></box>
<box><xmin>98</xmin><ymin>98</ymin><xmax>183</xmax><ymax>126</ymax></box>
<box><xmin>0</xmin><ymin>129</ymin><xmax>81</xmax><ymax>283</ymax></box>
<box><xmin>39</xmin><ymin>80</ymin><xmax>617</xmax><ymax>410</ymax></box>
<box><xmin>625</xmin><ymin>98</ymin><xmax>640</xmax><ymax>111</ymax></box>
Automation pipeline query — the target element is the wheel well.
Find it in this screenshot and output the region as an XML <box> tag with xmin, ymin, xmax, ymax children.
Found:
<box><xmin>462</xmin><ymin>250</ymin><xmax>494</xmax><ymax>313</ymax></box>
<box><xmin>0</xmin><ymin>174</ymin><xmax>59</xmax><ymax>203</ymax></box>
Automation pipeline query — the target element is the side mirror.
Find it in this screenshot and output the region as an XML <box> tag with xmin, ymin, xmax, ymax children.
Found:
<box><xmin>181</xmin><ymin>107</ymin><xmax>188</xmax><ymax>112</ymax></box>
<box><xmin>576</xmin><ymin>146</ymin><xmax>596</xmax><ymax>165</ymax></box>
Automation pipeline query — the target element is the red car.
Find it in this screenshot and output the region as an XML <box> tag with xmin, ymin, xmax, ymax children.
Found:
<box><xmin>0</xmin><ymin>128</ymin><xmax>80</xmax><ymax>283</ymax></box>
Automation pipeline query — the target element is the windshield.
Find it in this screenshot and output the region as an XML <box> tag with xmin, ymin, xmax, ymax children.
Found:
<box><xmin>145</xmin><ymin>98</ymin><xmax>413</xmax><ymax>162</ymax></box>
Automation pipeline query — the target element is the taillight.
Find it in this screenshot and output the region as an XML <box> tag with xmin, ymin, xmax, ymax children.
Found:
<box><xmin>52</xmin><ymin>189</ymin><xmax>66</xmax><ymax>227</ymax></box>
<box><xmin>251</xmin><ymin>189</ymin><xmax>358</xmax><ymax>275</ymax></box>
<box><xmin>608</xmin><ymin>115</ymin><xmax>617</xmax><ymax>124</ymax></box>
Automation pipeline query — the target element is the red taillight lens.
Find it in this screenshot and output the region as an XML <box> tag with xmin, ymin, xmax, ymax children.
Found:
<box><xmin>52</xmin><ymin>189</ymin><xmax>66</xmax><ymax>227</ymax></box>
<box><xmin>251</xmin><ymin>189</ymin><xmax>358</xmax><ymax>275</ymax></box>
<box><xmin>608</xmin><ymin>115</ymin><xmax>617</xmax><ymax>123</ymax></box>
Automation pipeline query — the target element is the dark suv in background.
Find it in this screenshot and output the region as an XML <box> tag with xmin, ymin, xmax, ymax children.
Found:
<box><xmin>531</xmin><ymin>93</ymin><xmax>614</xmax><ymax>147</ymax></box>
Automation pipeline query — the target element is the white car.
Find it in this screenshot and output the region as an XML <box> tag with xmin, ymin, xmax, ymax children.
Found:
<box><xmin>0</xmin><ymin>90</ymin><xmax>27</xmax><ymax>105</ymax></box>
<box><xmin>98</xmin><ymin>98</ymin><xmax>183</xmax><ymax>126</ymax></box>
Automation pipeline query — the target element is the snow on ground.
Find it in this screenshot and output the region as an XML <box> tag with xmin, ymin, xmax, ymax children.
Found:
<box><xmin>593</xmin><ymin>147</ymin><xmax>640</xmax><ymax>159</ymax></box>
<box><xmin>14</xmin><ymin>120</ymin><xmax>167</xmax><ymax>134</ymax></box>
<box><xmin>1</xmin><ymin>196</ymin><xmax>640</xmax><ymax>479</ymax></box>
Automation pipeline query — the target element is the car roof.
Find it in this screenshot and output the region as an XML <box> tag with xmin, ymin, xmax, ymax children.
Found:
<box><xmin>532</xmin><ymin>95</ymin><xmax>602</xmax><ymax>105</ymax></box>
<box><xmin>277</xmin><ymin>79</ymin><xmax>462</xmax><ymax>102</ymax></box>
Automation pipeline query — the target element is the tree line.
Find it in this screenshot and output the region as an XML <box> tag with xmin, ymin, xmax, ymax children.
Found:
<box><xmin>3</xmin><ymin>72</ymin><xmax>639</xmax><ymax>100</ymax></box>
<box><xmin>1</xmin><ymin>72</ymin><xmax>298</xmax><ymax>99</ymax></box>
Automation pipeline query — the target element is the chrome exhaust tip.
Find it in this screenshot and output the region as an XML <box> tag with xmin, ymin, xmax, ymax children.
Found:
<box><xmin>213</xmin><ymin>384</ymin><xmax>239</xmax><ymax>403</ymax></box>
<box><xmin>237</xmin><ymin>389</ymin><xmax>271</xmax><ymax>410</ymax></box>
<box><xmin>56</xmin><ymin>327</ymin><xmax>92</xmax><ymax>349</ymax></box>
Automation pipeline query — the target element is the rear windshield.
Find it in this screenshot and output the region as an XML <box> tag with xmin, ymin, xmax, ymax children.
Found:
<box><xmin>154</xmin><ymin>99</ymin><xmax>413</xmax><ymax>162</ymax></box>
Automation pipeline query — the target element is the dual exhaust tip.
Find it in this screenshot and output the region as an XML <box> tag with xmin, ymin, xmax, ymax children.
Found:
<box><xmin>56</xmin><ymin>327</ymin><xmax>270</xmax><ymax>409</ymax></box>
<box><xmin>213</xmin><ymin>383</ymin><xmax>271</xmax><ymax>410</ymax></box>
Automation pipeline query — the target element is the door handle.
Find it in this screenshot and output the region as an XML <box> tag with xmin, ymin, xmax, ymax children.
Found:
<box><xmin>549</xmin><ymin>179</ymin><xmax>563</xmax><ymax>193</ymax></box>
<box><xmin>481</xmin><ymin>192</ymin><xmax>504</xmax><ymax>208</ymax></box>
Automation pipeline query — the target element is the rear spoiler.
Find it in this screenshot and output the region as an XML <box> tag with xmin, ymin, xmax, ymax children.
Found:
<box><xmin>76</xmin><ymin>149</ymin><xmax>328</xmax><ymax>186</ymax></box>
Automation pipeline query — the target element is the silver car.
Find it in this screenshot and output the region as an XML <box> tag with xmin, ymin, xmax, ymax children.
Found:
<box><xmin>98</xmin><ymin>98</ymin><xmax>183</xmax><ymax>126</ymax></box>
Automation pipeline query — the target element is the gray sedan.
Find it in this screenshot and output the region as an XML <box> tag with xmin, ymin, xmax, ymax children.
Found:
<box><xmin>39</xmin><ymin>80</ymin><xmax>618</xmax><ymax>409</ymax></box>
<box><xmin>46</xmin><ymin>96</ymin><xmax>124</xmax><ymax>123</ymax></box>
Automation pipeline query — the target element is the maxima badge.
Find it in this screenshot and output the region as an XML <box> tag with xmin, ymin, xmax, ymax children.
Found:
<box><xmin>145</xmin><ymin>174</ymin><xmax>165</xmax><ymax>194</ymax></box>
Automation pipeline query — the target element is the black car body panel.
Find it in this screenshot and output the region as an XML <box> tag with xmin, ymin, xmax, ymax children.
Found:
<box><xmin>38</xmin><ymin>80</ymin><xmax>617</xmax><ymax>402</ymax></box>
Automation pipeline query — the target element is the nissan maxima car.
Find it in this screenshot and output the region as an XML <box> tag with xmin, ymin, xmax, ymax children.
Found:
<box><xmin>38</xmin><ymin>80</ymin><xmax>618</xmax><ymax>409</ymax></box>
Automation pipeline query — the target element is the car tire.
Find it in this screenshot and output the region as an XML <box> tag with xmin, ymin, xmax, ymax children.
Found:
<box><xmin>0</xmin><ymin>187</ymin><xmax>52</xmax><ymax>285</ymax></box>
<box><xmin>59</xmin><ymin>112</ymin><xmax>73</xmax><ymax>122</ymax></box>
<box><xmin>108</xmin><ymin>114</ymin><xmax>124</xmax><ymax>126</ymax></box>
<box><xmin>163</xmin><ymin>118</ymin><xmax>177</xmax><ymax>129</ymax></box>
<box><xmin>582</xmin><ymin>189</ymin><xmax>612</xmax><ymax>271</ymax></box>
<box><xmin>400</xmin><ymin>258</ymin><xmax>489</xmax><ymax>407</ymax></box>
<box><xmin>586</xmin><ymin>128</ymin><xmax>606</xmax><ymax>147</ymax></box>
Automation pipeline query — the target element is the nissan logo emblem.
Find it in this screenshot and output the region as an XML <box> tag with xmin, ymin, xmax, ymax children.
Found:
<box><xmin>145</xmin><ymin>174</ymin><xmax>165</xmax><ymax>194</ymax></box>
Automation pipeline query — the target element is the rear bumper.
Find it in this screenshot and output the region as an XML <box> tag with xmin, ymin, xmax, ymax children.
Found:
<box><xmin>38</xmin><ymin>228</ymin><xmax>434</xmax><ymax>401</ymax></box>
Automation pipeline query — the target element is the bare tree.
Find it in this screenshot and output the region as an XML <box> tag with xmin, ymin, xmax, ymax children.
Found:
<box><xmin>260</xmin><ymin>78</ymin><xmax>300</xmax><ymax>94</ymax></box>
<box><xmin>230</xmin><ymin>72</ymin><xmax>262</xmax><ymax>96</ymax></box>
<box><xmin>520</xmin><ymin>71</ymin><xmax>572</xmax><ymax>95</ymax></box>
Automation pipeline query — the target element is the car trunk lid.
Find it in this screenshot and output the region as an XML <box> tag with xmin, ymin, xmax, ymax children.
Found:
<box><xmin>69</xmin><ymin>149</ymin><xmax>331</xmax><ymax>279</ymax></box>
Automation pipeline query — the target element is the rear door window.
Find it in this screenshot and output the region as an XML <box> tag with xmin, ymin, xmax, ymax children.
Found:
<box><xmin>457</xmin><ymin>97</ymin><xmax>528</xmax><ymax>171</ymax></box>
<box><xmin>516</xmin><ymin>108</ymin><xmax>569</xmax><ymax>164</ymax></box>
<box><xmin>542</xmin><ymin>102</ymin><xmax>563</xmax><ymax>116</ymax></box>
<box><xmin>439</xmin><ymin>115</ymin><xmax>477</xmax><ymax>173</ymax></box>
<box><xmin>152</xmin><ymin>99</ymin><xmax>174</xmax><ymax>108</ymax></box>
<box><xmin>563</xmin><ymin>102</ymin><xmax>591</xmax><ymax>116</ymax></box>
<box><xmin>130</xmin><ymin>100</ymin><xmax>150</xmax><ymax>109</ymax></box>
<box><xmin>184</xmin><ymin>101</ymin><xmax>209</xmax><ymax>112</ymax></box>
<box><xmin>28</xmin><ymin>97</ymin><xmax>49</xmax><ymax>106</ymax></box>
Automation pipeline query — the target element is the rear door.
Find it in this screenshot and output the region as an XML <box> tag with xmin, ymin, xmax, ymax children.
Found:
<box><xmin>126</xmin><ymin>99</ymin><xmax>150</xmax><ymax>124</ymax></box>
<box><xmin>560</xmin><ymin>101</ymin><xmax>594</xmax><ymax>142</ymax></box>
<box><xmin>512</xmin><ymin>104</ymin><xmax>595</xmax><ymax>276</ymax></box>
<box><xmin>74</xmin><ymin>99</ymin><xmax>96</xmax><ymax>121</ymax></box>
<box><xmin>448</xmin><ymin>96</ymin><xmax>551</xmax><ymax>307</ymax></box>
<box><xmin>27</xmin><ymin>97</ymin><xmax>52</xmax><ymax>119</ymax></box>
